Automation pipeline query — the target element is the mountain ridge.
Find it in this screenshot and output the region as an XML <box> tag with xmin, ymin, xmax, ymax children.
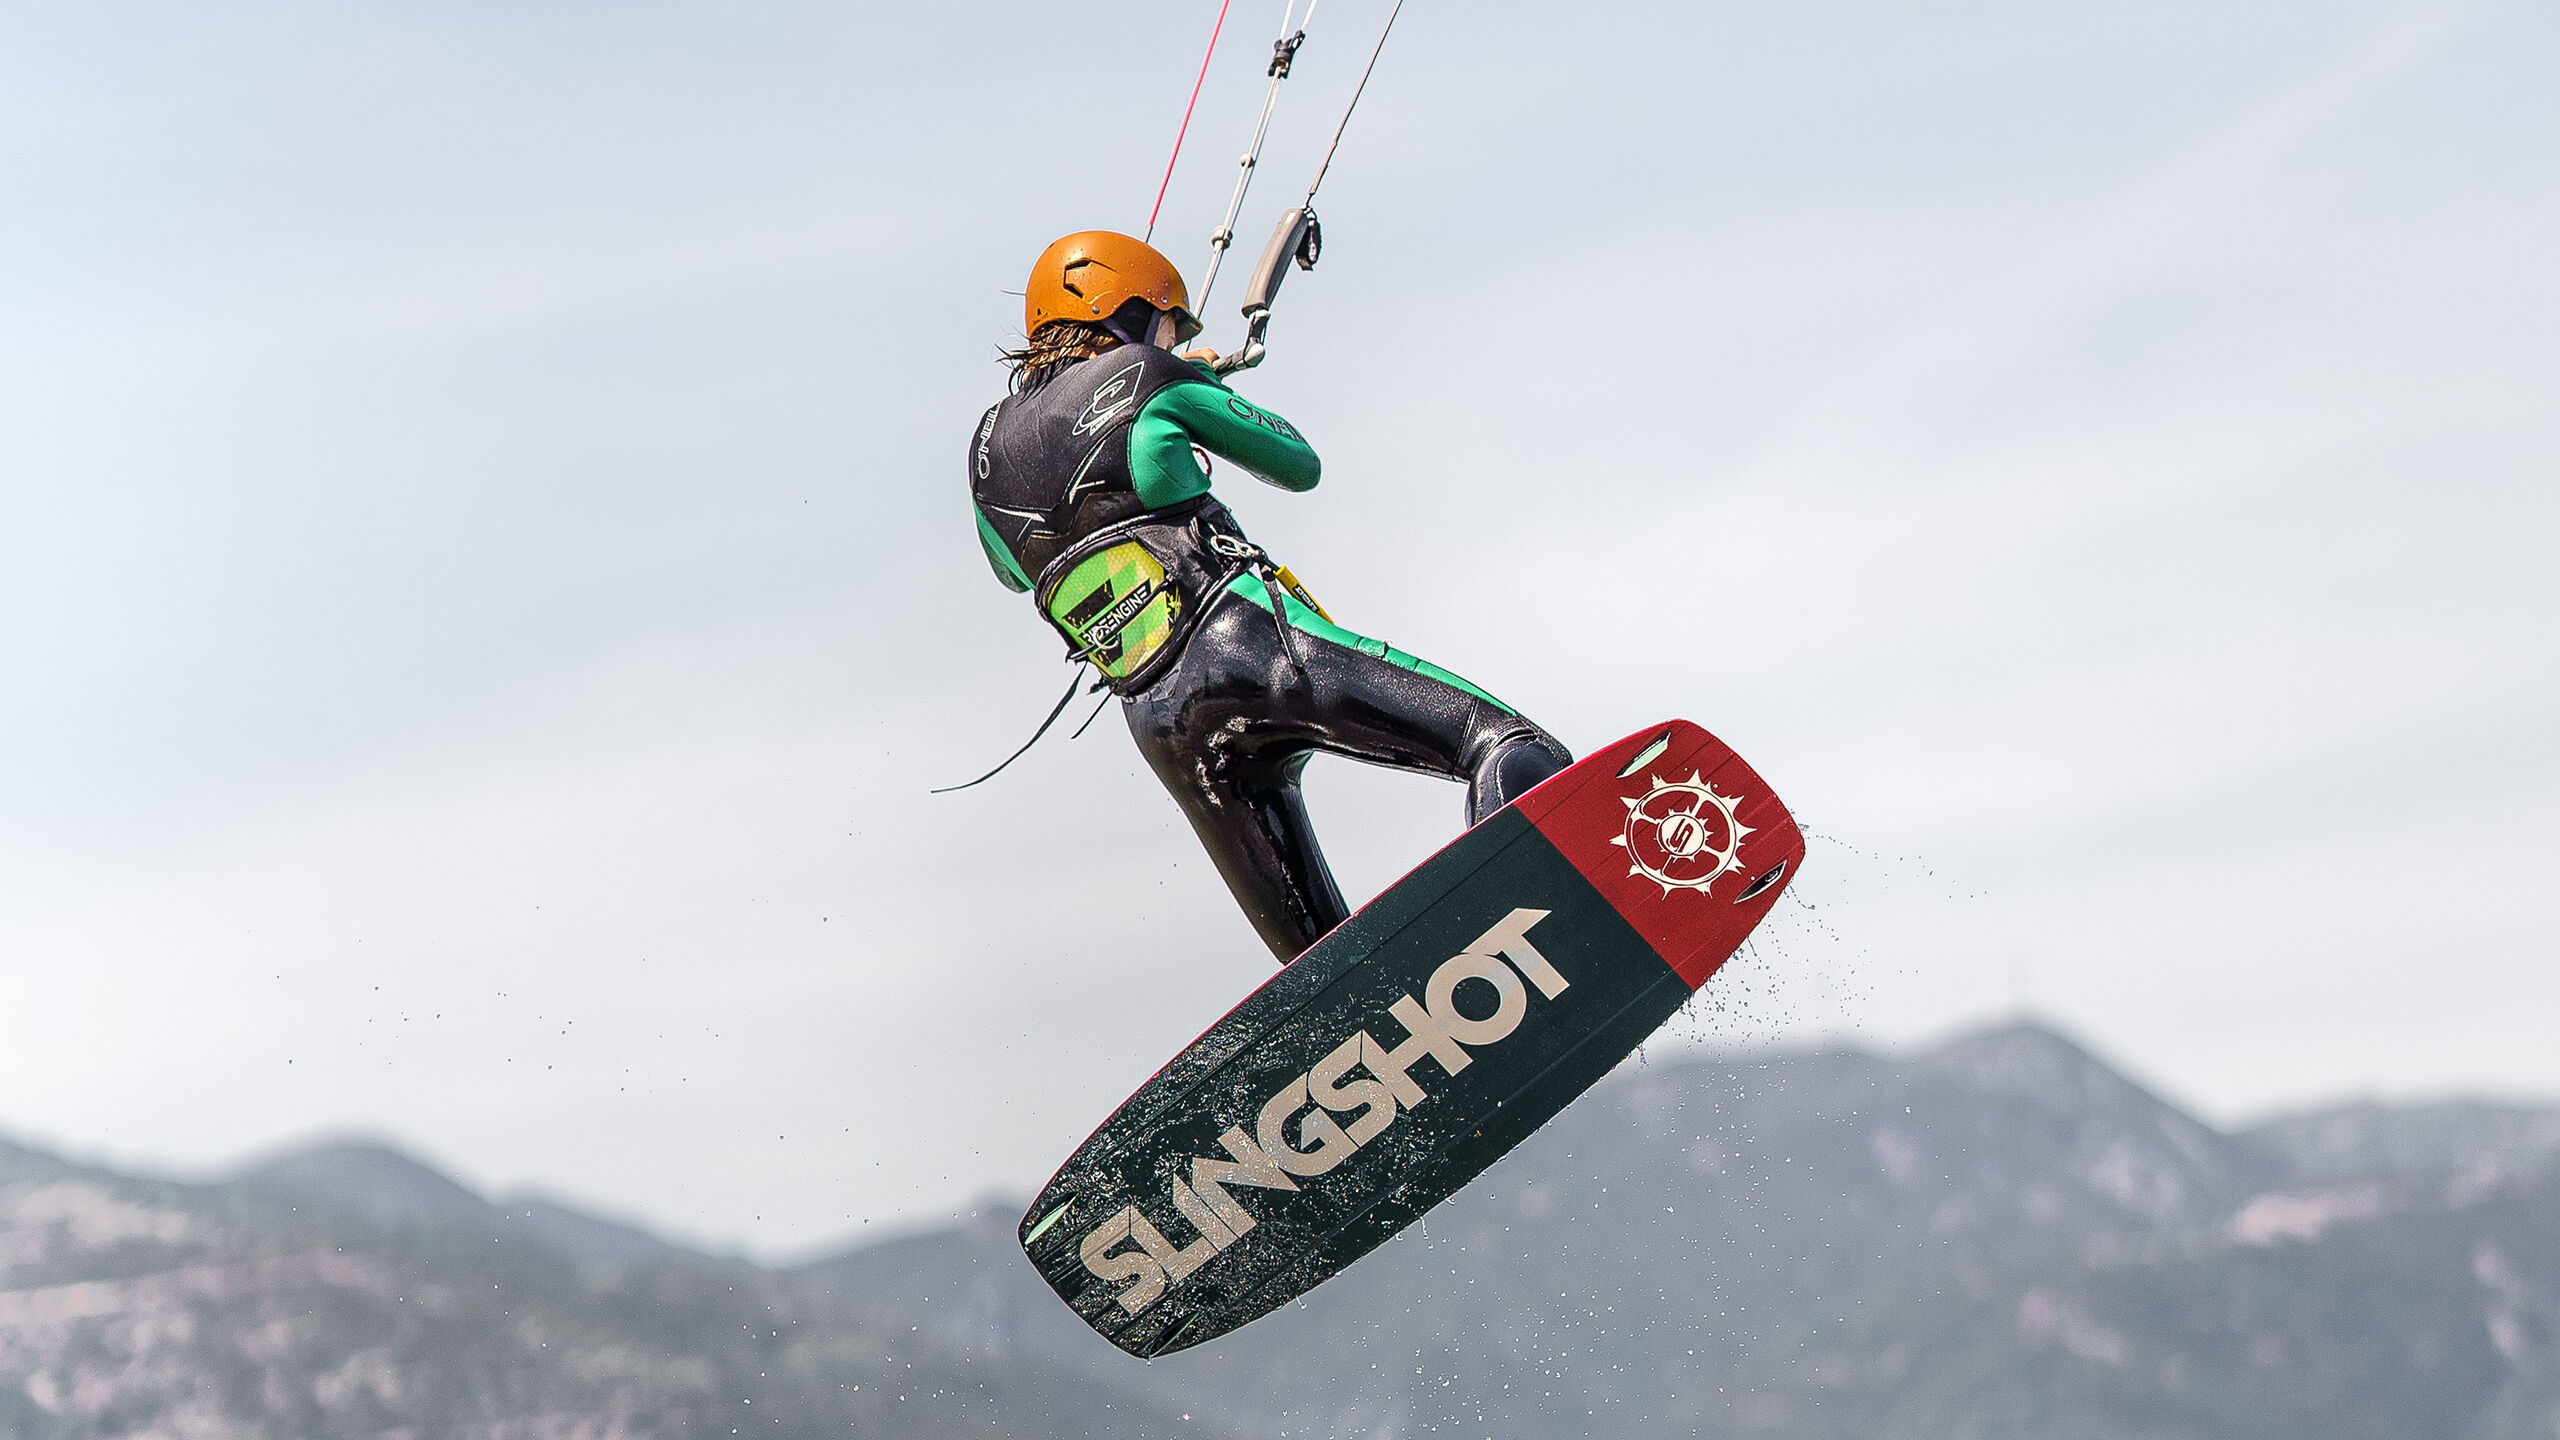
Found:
<box><xmin>5</xmin><ymin>1018</ymin><xmax>2557</xmax><ymax>1438</ymax></box>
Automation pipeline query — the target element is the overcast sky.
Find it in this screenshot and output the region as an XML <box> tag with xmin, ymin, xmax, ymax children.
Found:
<box><xmin>2</xmin><ymin>0</ymin><xmax>2552</xmax><ymax>1257</ymax></box>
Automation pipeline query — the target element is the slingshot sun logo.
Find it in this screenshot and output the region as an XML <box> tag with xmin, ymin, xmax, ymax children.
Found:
<box><xmin>1613</xmin><ymin>772</ymin><xmax>1753</xmax><ymax>897</ymax></box>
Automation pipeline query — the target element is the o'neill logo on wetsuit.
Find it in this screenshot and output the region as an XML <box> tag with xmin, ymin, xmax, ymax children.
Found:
<box><xmin>1222</xmin><ymin>395</ymin><xmax>1303</xmax><ymax>442</ymax></box>
<box><xmin>1073</xmin><ymin>908</ymin><xmax>1566</xmax><ymax>1317</ymax></box>
<box><xmin>974</xmin><ymin>405</ymin><xmax>999</xmax><ymax>480</ymax></box>
<box><xmin>1071</xmin><ymin>360</ymin><xmax>1149</xmax><ymax>438</ymax></box>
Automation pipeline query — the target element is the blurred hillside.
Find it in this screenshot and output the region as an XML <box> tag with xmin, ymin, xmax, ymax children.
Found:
<box><xmin>5</xmin><ymin>1021</ymin><xmax>2558</xmax><ymax>1438</ymax></box>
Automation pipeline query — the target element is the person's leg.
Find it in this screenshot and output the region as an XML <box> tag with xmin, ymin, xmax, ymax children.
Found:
<box><xmin>1233</xmin><ymin>577</ymin><xmax>1573</xmax><ymax>822</ymax></box>
<box><xmin>1124</xmin><ymin>585</ymin><xmax>1571</xmax><ymax>962</ymax></box>
<box><xmin>1470</xmin><ymin>725</ymin><xmax>1574</xmax><ymax>822</ymax></box>
<box><xmin>1125</xmin><ymin>666</ymin><xmax>1350</xmax><ymax>961</ymax></box>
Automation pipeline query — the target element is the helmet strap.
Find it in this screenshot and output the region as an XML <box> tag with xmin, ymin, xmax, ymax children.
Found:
<box><xmin>1102</xmin><ymin>299</ymin><xmax>1167</xmax><ymax>349</ymax></box>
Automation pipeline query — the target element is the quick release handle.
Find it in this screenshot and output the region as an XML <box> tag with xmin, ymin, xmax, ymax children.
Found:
<box><xmin>1214</xmin><ymin>208</ymin><xmax>1323</xmax><ymax>376</ymax></box>
<box><xmin>1241</xmin><ymin>208</ymin><xmax>1316</xmax><ymax>324</ymax></box>
<box><xmin>1216</xmin><ymin>208</ymin><xmax>1320</xmax><ymax>376</ymax></box>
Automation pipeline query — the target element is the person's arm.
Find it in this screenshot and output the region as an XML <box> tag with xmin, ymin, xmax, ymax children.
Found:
<box><xmin>976</xmin><ymin>508</ymin><xmax>1033</xmax><ymax>592</ymax></box>
<box><xmin>1127</xmin><ymin>372</ymin><xmax>1322</xmax><ymax>507</ymax></box>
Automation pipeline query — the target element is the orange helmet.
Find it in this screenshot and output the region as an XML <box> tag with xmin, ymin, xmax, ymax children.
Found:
<box><xmin>1024</xmin><ymin>231</ymin><xmax>1202</xmax><ymax>343</ymax></box>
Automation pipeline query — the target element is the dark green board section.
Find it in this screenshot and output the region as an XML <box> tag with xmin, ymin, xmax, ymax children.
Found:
<box><xmin>1018</xmin><ymin>807</ymin><xmax>1688</xmax><ymax>1357</ymax></box>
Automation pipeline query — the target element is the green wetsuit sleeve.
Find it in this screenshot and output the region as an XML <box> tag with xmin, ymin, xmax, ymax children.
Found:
<box><xmin>1129</xmin><ymin>378</ymin><xmax>1322</xmax><ymax>508</ymax></box>
<box><xmin>976</xmin><ymin>508</ymin><xmax>1032</xmax><ymax>592</ymax></box>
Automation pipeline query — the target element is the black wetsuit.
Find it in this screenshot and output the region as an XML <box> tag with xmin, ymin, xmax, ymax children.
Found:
<box><xmin>969</xmin><ymin>344</ymin><xmax>1570</xmax><ymax>961</ymax></box>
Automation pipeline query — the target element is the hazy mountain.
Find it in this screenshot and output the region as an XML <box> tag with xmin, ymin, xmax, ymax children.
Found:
<box><xmin>0</xmin><ymin>1136</ymin><xmax>1207</xmax><ymax>1438</ymax></box>
<box><xmin>237</xmin><ymin>1139</ymin><xmax>687</xmax><ymax>1270</ymax></box>
<box><xmin>5</xmin><ymin>1020</ymin><xmax>2558</xmax><ymax>1439</ymax></box>
<box><xmin>234</xmin><ymin>1139</ymin><xmax>495</xmax><ymax>1230</ymax></box>
<box><xmin>2239</xmin><ymin>1101</ymin><xmax>2560</xmax><ymax>1193</ymax></box>
<box><xmin>795</xmin><ymin>1021</ymin><xmax>2560</xmax><ymax>1440</ymax></box>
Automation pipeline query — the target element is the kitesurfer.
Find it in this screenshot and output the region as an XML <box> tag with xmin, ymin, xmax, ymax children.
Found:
<box><xmin>967</xmin><ymin>231</ymin><xmax>1571</xmax><ymax>963</ymax></box>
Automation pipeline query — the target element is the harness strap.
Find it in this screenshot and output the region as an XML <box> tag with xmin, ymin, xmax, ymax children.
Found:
<box><xmin>930</xmin><ymin>665</ymin><xmax>1099</xmax><ymax>794</ymax></box>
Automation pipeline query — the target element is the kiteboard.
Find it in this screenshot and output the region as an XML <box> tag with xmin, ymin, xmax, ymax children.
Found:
<box><xmin>1017</xmin><ymin>719</ymin><xmax>1804</xmax><ymax>1356</ymax></box>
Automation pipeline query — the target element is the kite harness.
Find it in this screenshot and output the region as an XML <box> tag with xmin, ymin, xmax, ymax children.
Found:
<box><xmin>958</xmin><ymin>341</ymin><xmax>1568</xmax><ymax>958</ymax></box>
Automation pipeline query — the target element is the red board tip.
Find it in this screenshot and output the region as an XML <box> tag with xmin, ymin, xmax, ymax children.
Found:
<box><xmin>1517</xmin><ymin>721</ymin><xmax>1805</xmax><ymax>989</ymax></box>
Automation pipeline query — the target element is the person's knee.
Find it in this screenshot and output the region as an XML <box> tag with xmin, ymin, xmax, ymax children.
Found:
<box><xmin>1474</xmin><ymin>726</ymin><xmax>1571</xmax><ymax>818</ymax></box>
<box><xmin>1497</xmin><ymin>728</ymin><xmax>1570</xmax><ymax>788</ymax></box>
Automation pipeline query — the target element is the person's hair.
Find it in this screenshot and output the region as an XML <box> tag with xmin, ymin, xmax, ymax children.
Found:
<box><xmin>1002</xmin><ymin>298</ymin><xmax>1171</xmax><ymax>392</ymax></box>
<box><xmin>1000</xmin><ymin>318</ymin><xmax>1118</xmax><ymax>393</ymax></box>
